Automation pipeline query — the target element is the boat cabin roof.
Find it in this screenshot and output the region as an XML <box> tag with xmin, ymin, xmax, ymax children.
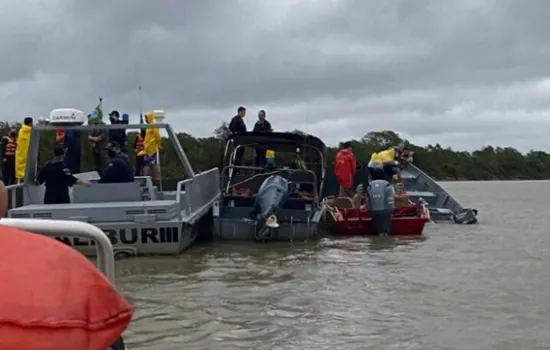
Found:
<box><xmin>226</xmin><ymin>132</ymin><xmax>326</xmax><ymax>154</ymax></box>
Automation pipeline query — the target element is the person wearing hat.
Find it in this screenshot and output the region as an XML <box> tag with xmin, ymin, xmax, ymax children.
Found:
<box><xmin>108</xmin><ymin>110</ymin><xmax>127</xmax><ymax>153</ymax></box>
<box><xmin>36</xmin><ymin>146</ymin><xmax>92</xmax><ymax>204</ymax></box>
<box><xmin>99</xmin><ymin>141</ymin><xmax>134</xmax><ymax>184</ymax></box>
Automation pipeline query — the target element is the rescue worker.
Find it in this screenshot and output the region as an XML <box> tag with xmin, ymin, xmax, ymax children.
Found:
<box><xmin>252</xmin><ymin>110</ymin><xmax>271</xmax><ymax>168</ymax></box>
<box><xmin>229</xmin><ymin>106</ymin><xmax>247</xmax><ymax>171</ymax></box>
<box><xmin>334</xmin><ymin>141</ymin><xmax>357</xmax><ymax>197</ymax></box>
<box><xmin>134</xmin><ymin>129</ymin><xmax>145</xmax><ymax>176</ymax></box>
<box><xmin>108</xmin><ymin>110</ymin><xmax>127</xmax><ymax>153</ymax></box>
<box><xmin>15</xmin><ymin>117</ymin><xmax>33</xmax><ymax>183</ymax></box>
<box><xmin>0</xmin><ymin>129</ymin><xmax>17</xmax><ymax>185</ymax></box>
<box><xmin>99</xmin><ymin>142</ymin><xmax>134</xmax><ymax>183</ymax></box>
<box><xmin>36</xmin><ymin>146</ymin><xmax>92</xmax><ymax>204</ymax></box>
<box><xmin>63</xmin><ymin>129</ymin><xmax>81</xmax><ymax>174</ymax></box>
<box><xmin>368</xmin><ymin>148</ymin><xmax>400</xmax><ymax>182</ymax></box>
<box><xmin>88</xmin><ymin>113</ymin><xmax>107</xmax><ymax>172</ymax></box>
<box><xmin>138</xmin><ymin>112</ymin><xmax>161</xmax><ymax>181</ymax></box>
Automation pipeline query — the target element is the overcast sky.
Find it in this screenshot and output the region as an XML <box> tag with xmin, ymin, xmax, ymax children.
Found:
<box><xmin>1</xmin><ymin>0</ymin><xmax>549</xmax><ymax>152</ymax></box>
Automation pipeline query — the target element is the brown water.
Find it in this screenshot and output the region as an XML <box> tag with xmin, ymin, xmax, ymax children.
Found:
<box><xmin>116</xmin><ymin>181</ymin><xmax>550</xmax><ymax>350</ymax></box>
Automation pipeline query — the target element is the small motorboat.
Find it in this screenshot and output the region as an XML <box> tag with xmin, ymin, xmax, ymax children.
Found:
<box><xmin>324</xmin><ymin>180</ymin><xmax>430</xmax><ymax>236</ymax></box>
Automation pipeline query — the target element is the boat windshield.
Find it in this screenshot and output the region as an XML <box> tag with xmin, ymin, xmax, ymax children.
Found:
<box><xmin>221</xmin><ymin>132</ymin><xmax>326</xmax><ymax>198</ymax></box>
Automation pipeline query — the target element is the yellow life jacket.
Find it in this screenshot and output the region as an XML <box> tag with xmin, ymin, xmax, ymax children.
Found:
<box><xmin>266</xmin><ymin>150</ymin><xmax>275</xmax><ymax>158</ymax></box>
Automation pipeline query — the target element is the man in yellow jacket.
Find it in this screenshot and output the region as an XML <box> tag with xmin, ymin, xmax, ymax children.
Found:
<box><xmin>138</xmin><ymin>112</ymin><xmax>161</xmax><ymax>181</ymax></box>
<box><xmin>15</xmin><ymin>117</ymin><xmax>33</xmax><ymax>182</ymax></box>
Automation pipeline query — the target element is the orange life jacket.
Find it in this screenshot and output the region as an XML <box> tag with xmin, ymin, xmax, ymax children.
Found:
<box><xmin>3</xmin><ymin>136</ymin><xmax>16</xmax><ymax>156</ymax></box>
<box><xmin>135</xmin><ymin>134</ymin><xmax>144</xmax><ymax>154</ymax></box>
<box><xmin>56</xmin><ymin>130</ymin><xmax>66</xmax><ymax>146</ymax></box>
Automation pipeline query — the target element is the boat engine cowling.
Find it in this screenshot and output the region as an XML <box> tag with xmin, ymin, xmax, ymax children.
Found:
<box><xmin>367</xmin><ymin>179</ymin><xmax>395</xmax><ymax>235</ymax></box>
<box><xmin>252</xmin><ymin>175</ymin><xmax>289</xmax><ymax>238</ymax></box>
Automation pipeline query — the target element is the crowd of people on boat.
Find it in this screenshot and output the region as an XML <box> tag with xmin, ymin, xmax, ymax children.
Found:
<box><xmin>334</xmin><ymin>141</ymin><xmax>414</xmax><ymax>198</ymax></box>
<box><xmin>1</xmin><ymin>108</ymin><xmax>163</xmax><ymax>205</ymax></box>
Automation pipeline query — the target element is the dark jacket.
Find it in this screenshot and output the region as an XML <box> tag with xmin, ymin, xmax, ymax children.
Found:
<box><xmin>99</xmin><ymin>154</ymin><xmax>134</xmax><ymax>183</ymax></box>
<box><xmin>108</xmin><ymin>119</ymin><xmax>128</xmax><ymax>152</ymax></box>
<box><xmin>252</xmin><ymin>119</ymin><xmax>272</xmax><ymax>133</ymax></box>
<box><xmin>37</xmin><ymin>159</ymin><xmax>79</xmax><ymax>204</ymax></box>
<box><xmin>229</xmin><ymin>115</ymin><xmax>246</xmax><ymax>133</ymax></box>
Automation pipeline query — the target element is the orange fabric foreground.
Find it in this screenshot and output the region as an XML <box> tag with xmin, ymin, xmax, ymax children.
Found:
<box><xmin>0</xmin><ymin>226</ymin><xmax>133</xmax><ymax>350</ymax></box>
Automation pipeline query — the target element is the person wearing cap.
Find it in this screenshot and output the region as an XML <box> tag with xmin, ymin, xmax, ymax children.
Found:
<box><xmin>108</xmin><ymin>110</ymin><xmax>127</xmax><ymax>153</ymax></box>
<box><xmin>36</xmin><ymin>146</ymin><xmax>92</xmax><ymax>204</ymax></box>
<box><xmin>99</xmin><ymin>141</ymin><xmax>134</xmax><ymax>184</ymax></box>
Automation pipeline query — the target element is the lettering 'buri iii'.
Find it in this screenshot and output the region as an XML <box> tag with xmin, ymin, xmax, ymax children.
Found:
<box><xmin>56</xmin><ymin>227</ymin><xmax>180</xmax><ymax>246</ymax></box>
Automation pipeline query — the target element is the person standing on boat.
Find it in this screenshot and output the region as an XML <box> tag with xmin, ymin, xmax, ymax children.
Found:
<box><xmin>229</xmin><ymin>106</ymin><xmax>247</xmax><ymax>171</ymax></box>
<box><xmin>63</xmin><ymin>128</ymin><xmax>82</xmax><ymax>174</ymax></box>
<box><xmin>252</xmin><ymin>110</ymin><xmax>271</xmax><ymax>168</ymax></box>
<box><xmin>138</xmin><ymin>111</ymin><xmax>161</xmax><ymax>181</ymax></box>
<box><xmin>0</xmin><ymin>128</ymin><xmax>17</xmax><ymax>185</ymax></box>
<box><xmin>134</xmin><ymin>127</ymin><xmax>146</xmax><ymax>176</ymax></box>
<box><xmin>108</xmin><ymin>110</ymin><xmax>127</xmax><ymax>153</ymax></box>
<box><xmin>334</xmin><ymin>141</ymin><xmax>357</xmax><ymax>197</ymax></box>
<box><xmin>100</xmin><ymin>142</ymin><xmax>134</xmax><ymax>183</ymax></box>
<box><xmin>37</xmin><ymin>146</ymin><xmax>92</xmax><ymax>204</ymax></box>
<box><xmin>88</xmin><ymin>102</ymin><xmax>108</xmax><ymax>173</ymax></box>
<box><xmin>15</xmin><ymin>117</ymin><xmax>33</xmax><ymax>183</ymax></box>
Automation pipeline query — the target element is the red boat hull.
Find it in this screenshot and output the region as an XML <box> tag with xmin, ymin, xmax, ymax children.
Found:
<box><xmin>331</xmin><ymin>203</ymin><xmax>430</xmax><ymax>236</ymax></box>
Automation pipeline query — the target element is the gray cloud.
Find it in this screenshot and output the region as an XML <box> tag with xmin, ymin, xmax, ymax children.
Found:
<box><xmin>0</xmin><ymin>0</ymin><xmax>549</xmax><ymax>152</ymax></box>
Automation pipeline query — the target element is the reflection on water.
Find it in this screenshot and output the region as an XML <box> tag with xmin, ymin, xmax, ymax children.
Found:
<box><xmin>116</xmin><ymin>181</ymin><xmax>550</xmax><ymax>350</ymax></box>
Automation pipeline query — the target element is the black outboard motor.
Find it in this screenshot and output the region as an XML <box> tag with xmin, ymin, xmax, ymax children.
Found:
<box><xmin>367</xmin><ymin>179</ymin><xmax>395</xmax><ymax>235</ymax></box>
<box><xmin>251</xmin><ymin>175</ymin><xmax>289</xmax><ymax>239</ymax></box>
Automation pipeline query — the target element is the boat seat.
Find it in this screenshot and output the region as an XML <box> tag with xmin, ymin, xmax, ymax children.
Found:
<box><xmin>333</xmin><ymin>197</ymin><xmax>354</xmax><ymax>208</ymax></box>
<box><xmin>72</xmin><ymin>182</ymin><xmax>143</xmax><ymax>203</ymax></box>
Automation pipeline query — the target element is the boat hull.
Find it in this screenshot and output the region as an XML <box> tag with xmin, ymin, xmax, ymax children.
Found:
<box><xmin>328</xmin><ymin>204</ymin><xmax>430</xmax><ymax>236</ymax></box>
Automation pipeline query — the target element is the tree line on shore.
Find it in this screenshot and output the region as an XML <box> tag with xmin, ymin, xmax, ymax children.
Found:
<box><xmin>2</xmin><ymin>121</ymin><xmax>549</xmax><ymax>181</ymax></box>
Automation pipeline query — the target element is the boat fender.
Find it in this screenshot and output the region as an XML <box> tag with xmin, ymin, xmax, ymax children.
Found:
<box><xmin>0</xmin><ymin>226</ymin><xmax>133</xmax><ymax>350</ymax></box>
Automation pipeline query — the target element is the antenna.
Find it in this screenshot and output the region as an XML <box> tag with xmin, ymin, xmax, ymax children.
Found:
<box><xmin>138</xmin><ymin>85</ymin><xmax>143</xmax><ymax>117</ymax></box>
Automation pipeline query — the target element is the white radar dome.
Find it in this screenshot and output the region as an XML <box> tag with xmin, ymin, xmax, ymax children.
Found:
<box><xmin>48</xmin><ymin>108</ymin><xmax>86</xmax><ymax>125</ymax></box>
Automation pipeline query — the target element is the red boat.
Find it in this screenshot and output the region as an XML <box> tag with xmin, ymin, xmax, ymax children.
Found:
<box><xmin>325</xmin><ymin>194</ymin><xmax>430</xmax><ymax>236</ymax></box>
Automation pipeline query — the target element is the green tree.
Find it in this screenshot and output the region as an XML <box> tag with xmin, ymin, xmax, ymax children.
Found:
<box><xmin>5</xmin><ymin>122</ymin><xmax>550</xmax><ymax>183</ymax></box>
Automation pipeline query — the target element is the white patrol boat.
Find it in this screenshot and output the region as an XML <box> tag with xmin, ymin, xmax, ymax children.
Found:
<box><xmin>5</xmin><ymin>108</ymin><xmax>220</xmax><ymax>258</ymax></box>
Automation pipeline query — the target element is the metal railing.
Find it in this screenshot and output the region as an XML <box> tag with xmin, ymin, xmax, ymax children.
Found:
<box><xmin>0</xmin><ymin>218</ymin><xmax>116</xmax><ymax>283</ymax></box>
<box><xmin>176</xmin><ymin>168</ymin><xmax>220</xmax><ymax>217</ymax></box>
<box><xmin>5</xmin><ymin>183</ymin><xmax>24</xmax><ymax>213</ymax></box>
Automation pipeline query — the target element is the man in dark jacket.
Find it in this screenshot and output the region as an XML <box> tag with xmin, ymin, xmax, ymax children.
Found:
<box><xmin>108</xmin><ymin>110</ymin><xmax>127</xmax><ymax>153</ymax></box>
<box><xmin>63</xmin><ymin>129</ymin><xmax>81</xmax><ymax>174</ymax></box>
<box><xmin>99</xmin><ymin>142</ymin><xmax>134</xmax><ymax>183</ymax></box>
<box><xmin>228</xmin><ymin>106</ymin><xmax>247</xmax><ymax>170</ymax></box>
<box><xmin>252</xmin><ymin>110</ymin><xmax>271</xmax><ymax>168</ymax></box>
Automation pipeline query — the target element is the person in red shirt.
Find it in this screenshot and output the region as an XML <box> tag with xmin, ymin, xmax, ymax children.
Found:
<box><xmin>334</xmin><ymin>141</ymin><xmax>357</xmax><ymax>197</ymax></box>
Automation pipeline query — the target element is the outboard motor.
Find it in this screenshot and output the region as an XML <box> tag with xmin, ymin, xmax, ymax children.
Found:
<box><xmin>366</xmin><ymin>179</ymin><xmax>395</xmax><ymax>235</ymax></box>
<box><xmin>251</xmin><ymin>175</ymin><xmax>289</xmax><ymax>239</ymax></box>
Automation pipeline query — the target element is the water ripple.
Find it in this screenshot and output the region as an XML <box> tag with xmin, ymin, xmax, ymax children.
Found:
<box><xmin>114</xmin><ymin>181</ymin><xmax>550</xmax><ymax>350</ymax></box>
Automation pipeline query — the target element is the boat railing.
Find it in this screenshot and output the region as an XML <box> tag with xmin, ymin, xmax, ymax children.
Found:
<box><xmin>5</xmin><ymin>183</ymin><xmax>25</xmax><ymax>213</ymax></box>
<box><xmin>176</xmin><ymin>167</ymin><xmax>220</xmax><ymax>217</ymax></box>
<box><xmin>0</xmin><ymin>218</ymin><xmax>116</xmax><ymax>283</ymax></box>
<box><xmin>220</xmin><ymin>165</ymin><xmax>319</xmax><ymax>198</ymax></box>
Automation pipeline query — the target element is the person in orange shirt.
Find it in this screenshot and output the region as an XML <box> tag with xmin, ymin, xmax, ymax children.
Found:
<box><xmin>334</xmin><ymin>141</ymin><xmax>357</xmax><ymax>197</ymax></box>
